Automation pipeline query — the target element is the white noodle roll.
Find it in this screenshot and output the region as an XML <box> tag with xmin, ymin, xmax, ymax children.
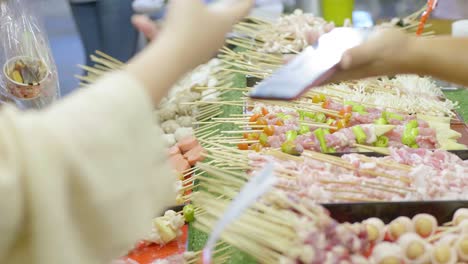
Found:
<box><xmin>398</xmin><ymin>233</ymin><xmax>431</xmax><ymax>264</ymax></box>
<box><xmin>158</xmin><ymin>102</ymin><xmax>177</xmax><ymax>122</ymax></box>
<box><xmin>176</xmin><ymin>116</ymin><xmax>195</xmax><ymax>128</ymax></box>
<box><xmin>456</xmin><ymin>234</ymin><xmax>468</xmax><ymax>261</ymax></box>
<box><xmin>453</xmin><ymin>208</ymin><xmax>468</xmax><ymax>226</ymax></box>
<box><xmin>161</xmin><ymin>120</ymin><xmax>180</xmax><ymax>134</ymax></box>
<box><xmin>371</xmin><ymin>242</ymin><xmax>404</xmax><ymax>264</ymax></box>
<box><xmin>363</xmin><ymin>217</ymin><xmax>385</xmax><ymax>243</ymax></box>
<box><xmin>162</xmin><ymin>134</ymin><xmax>176</xmax><ymax>147</ymax></box>
<box><xmin>174</xmin><ymin>127</ymin><xmax>194</xmax><ymax>142</ymax></box>
<box><xmin>412</xmin><ymin>213</ymin><xmax>438</xmax><ymax>238</ymax></box>
<box><xmin>387</xmin><ymin>216</ymin><xmax>414</xmax><ymax>241</ymax></box>
<box><xmin>431</xmin><ymin>242</ymin><xmax>458</xmax><ymax>264</ymax></box>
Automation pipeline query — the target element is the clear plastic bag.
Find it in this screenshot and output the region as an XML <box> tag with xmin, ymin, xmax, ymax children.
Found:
<box><xmin>0</xmin><ymin>0</ymin><xmax>60</xmax><ymax>109</ymax></box>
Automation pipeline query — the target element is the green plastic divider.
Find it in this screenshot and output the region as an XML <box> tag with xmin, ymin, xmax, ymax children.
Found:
<box><xmin>444</xmin><ymin>89</ymin><xmax>468</xmax><ymax>121</ymax></box>
<box><xmin>188</xmin><ymin>70</ymin><xmax>258</xmax><ymax>264</ymax></box>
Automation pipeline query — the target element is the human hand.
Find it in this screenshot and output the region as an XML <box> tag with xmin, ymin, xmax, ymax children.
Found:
<box><xmin>132</xmin><ymin>15</ymin><xmax>159</xmax><ymax>41</ymax></box>
<box><xmin>326</xmin><ymin>28</ymin><xmax>414</xmax><ymax>84</ymax></box>
<box><xmin>157</xmin><ymin>0</ymin><xmax>254</xmax><ymax>68</ymax></box>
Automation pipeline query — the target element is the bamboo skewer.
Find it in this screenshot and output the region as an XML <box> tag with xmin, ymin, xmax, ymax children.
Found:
<box><xmin>303</xmin><ymin>151</ymin><xmax>412</xmax><ymax>184</ymax></box>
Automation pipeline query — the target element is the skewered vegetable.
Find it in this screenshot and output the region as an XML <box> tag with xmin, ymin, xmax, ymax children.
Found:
<box><xmin>352</xmin><ymin>125</ymin><xmax>367</xmax><ymax>144</ymax></box>
<box><xmin>183</xmin><ymin>204</ymin><xmax>195</xmax><ymax>223</ymax></box>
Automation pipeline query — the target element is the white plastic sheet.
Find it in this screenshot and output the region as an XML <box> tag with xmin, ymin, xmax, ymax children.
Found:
<box><xmin>0</xmin><ymin>0</ymin><xmax>60</xmax><ymax>109</ymax></box>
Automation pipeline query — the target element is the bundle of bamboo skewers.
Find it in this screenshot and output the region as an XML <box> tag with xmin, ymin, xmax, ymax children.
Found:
<box><xmin>75</xmin><ymin>5</ymin><xmax>468</xmax><ymax>264</ymax></box>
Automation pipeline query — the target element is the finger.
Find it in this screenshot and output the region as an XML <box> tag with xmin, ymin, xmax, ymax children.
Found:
<box><xmin>305</xmin><ymin>29</ymin><xmax>320</xmax><ymax>45</ymax></box>
<box><xmin>210</xmin><ymin>0</ymin><xmax>254</xmax><ymax>24</ymax></box>
<box><xmin>283</xmin><ymin>54</ymin><xmax>297</xmax><ymax>64</ymax></box>
<box><xmin>339</xmin><ymin>42</ymin><xmax>377</xmax><ymax>71</ymax></box>
<box><xmin>131</xmin><ymin>15</ymin><xmax>159</xmax><ymax>41</ymax></box>
<box><xmin>325</xmin><ymin>63</ymin><xmax>386</xmax><ymax>85</ymax></box>
<box><xmin>338</xmin><ymin>29</ymin><xmax>386</xmax><ymax>70</ymax></box>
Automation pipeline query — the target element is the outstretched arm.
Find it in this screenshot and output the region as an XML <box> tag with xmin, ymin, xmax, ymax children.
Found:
<box><xmin>329</xmin><ymin>29</ymin><xmax>468</xmax><ymax>87</ymax></box>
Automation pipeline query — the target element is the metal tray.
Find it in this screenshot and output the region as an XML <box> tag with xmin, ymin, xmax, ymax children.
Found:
<box><xmin>246</xmin><ymin>76</ymin><xmax>468</xmax><ymax>160</ymax></box>
<box><xmin>168</xmin><ymin>201</ymin><xmax>467</xmax><ymax>225</ymax></box>
<box><xmin>330</xmin><ymin>149</ymin><xmax>468</xmax><ymax>160</ymax></box>
<box><xmin>324</xmin><ymin>200</ymin><xmax>468</xmax><ymax>224</ymax></box>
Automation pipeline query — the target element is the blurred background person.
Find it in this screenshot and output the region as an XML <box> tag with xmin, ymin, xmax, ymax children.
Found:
<box><xmin>69</xmin><ymin>0</ymin><xmax>138</xmax><ymax>66</ymax></box>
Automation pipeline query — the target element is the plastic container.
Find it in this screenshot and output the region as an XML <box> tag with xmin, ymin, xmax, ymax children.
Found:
<box><xmin>322</xmin><ymin>0</ymin><xmax>354</xmax><ymax>26</ymax></box>
<box><xmin>0</xmin><ymin>0</ymin><xmax>60</xmax><ymax>109</ymax></box>
<box><xmin>452</xmin><ymin>19</ymin><xmax>468</xmax><ymax>37</ymax></box>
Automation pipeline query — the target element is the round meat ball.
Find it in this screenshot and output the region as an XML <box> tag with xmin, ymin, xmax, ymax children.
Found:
<box><xmin>162</xmin><ymin>134</ymin><xmax>176</xmax><ymax>147</ymax></box>
<box><xmin>159</xmin><ymin>97</ymin><xmax>168</xmax><ymax>106</ymax></box>
<box><xmin>174</xmin><ymin>127</ymin><xmax>194</xmax><ymax>142</ymax></box>
<box><xmin>191</xmin><ymin>108</ymin><xmax>199</xmax><ymax>118</ymax></box>
<box><xmin>176</xmin><ymin>98</ymin><xmax>197</xmax><ymax>115</ymax></box>
<box><xmin>161</xmin><ymin>120</ymin><xmax>180</xmax><ymax>134</ymax></box>
<box><xmin>188</xmin><ymin>91</ymin><xmax>201</xmax><ymax>101</ymax></box>
<box><xmin>158</xmin><ymin>103</ymin><xmax>177</xmax><ymax>122</ymax></box>
<box><xmin>176</xmin><ymin>116</ymin><xmax>195</xmax><ymax>127</ymax></box>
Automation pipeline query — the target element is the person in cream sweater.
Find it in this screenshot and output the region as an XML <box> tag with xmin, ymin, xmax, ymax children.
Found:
<box><xmin>0</xmin><ymin>1</ymin><xmax>253</xmax><ymax>264</ymax></box>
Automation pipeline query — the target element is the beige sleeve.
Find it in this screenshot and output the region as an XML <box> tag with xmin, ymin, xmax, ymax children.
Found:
<box><xmin>0</xmin><ymin>72</ymin><xmax>175</xmax><ymax>264</ymax></box>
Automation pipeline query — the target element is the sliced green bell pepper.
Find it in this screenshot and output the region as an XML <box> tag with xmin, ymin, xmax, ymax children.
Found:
<box><xmin>286</xmin><ymin>130</ymin><xmax>298</xmax><ymax>141</ymax></box>
<box><xmin>374</xmin><ymin>135</ymin><xmax>389</xmax><ymax>147</ymax></box>
<box><xmin>183</xmin><ymin>204</ymin><xmax>195</xmax><ymax>222</ymax></box>
<box><xmin>281</xmin><ymin>140</ymin><xmax>300</xmax><ymax>155</ymax></box>
<box><xmin>374</xmin><ymin>117</ymin><xmax>388</xmax><ymax>125</ymax></box>
<box><xmin>352</xmin><ymin>125</ymin><xmax>367</xmax><ymax>144</ymax></box>
<box><xmin>314</xmin><ymin>128</ymin><xmax>328</xmax><ymax>152</ymax></box>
